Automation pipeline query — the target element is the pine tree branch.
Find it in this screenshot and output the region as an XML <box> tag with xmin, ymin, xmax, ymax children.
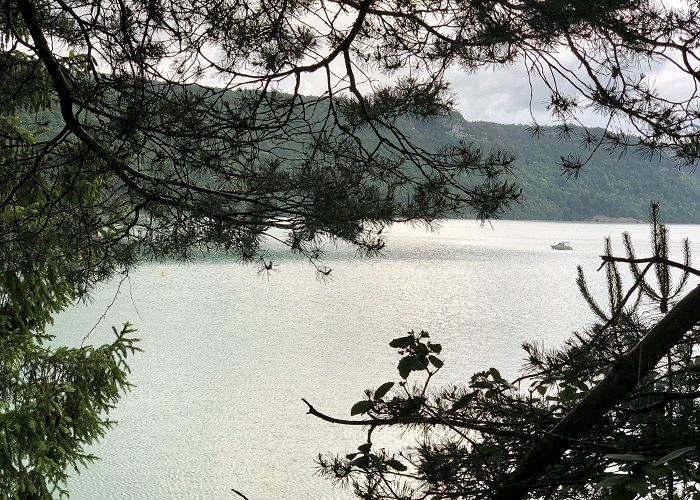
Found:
<box><xmin>301</xmin><ymin>398</ymin><xmax>527</xmax><ymax>439</ymax></box>
<box><xmin>495</xmin><ymin>285</ymin><xmax>700</xmax><ymax>500</ymax></box>
<box><xmin>599</xmin><ymin>255</ymin><xmax>700</xmax><ymax>278</ymax></box>
<box><xmin>231</xmin><ymin>488</ymin><xmax>251</xmax><ymax>500</ymax></box>
<box><xmin>514</xmin><ymin>259</ymin><xmax>654</xmax><ymax>386</ymax></box>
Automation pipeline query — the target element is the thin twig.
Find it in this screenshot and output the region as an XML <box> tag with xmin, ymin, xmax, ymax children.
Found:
<box><xmin>301</xmin><ymin>398</ymin><xmax>526</xmax><ymax>438</ymax></box>
<box><xmin>231</xmin><ymin>489</ymin><xmax>251</xmax><ymax>500</ymax></box>
<box><xmin>599</xmin><ymin>255</ymin><xmax>700</xmax><ymax>278</ymax></box>
<box><xmin>81</xmin><ymin>273</ymin><xmax>128</xmax><ymax>347</ymax></box>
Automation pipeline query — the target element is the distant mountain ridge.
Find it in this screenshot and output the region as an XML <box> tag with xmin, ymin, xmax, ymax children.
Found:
<box><xmin>400</xmin><ymin>114</ymin><xmax>700</xmax><ymax>223</ymax></box>
<box><xmin>20</xmin><ymin>95</ymin><xmax>700</xmax><ymax>223</ymax></box>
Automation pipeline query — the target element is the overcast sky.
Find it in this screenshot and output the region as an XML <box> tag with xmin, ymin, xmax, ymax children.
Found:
<box><xmin>446</xmin><ymin>63</ymin><xmax>553</xmax><ymax>126</ymax></box>
<box><xmin>205</xmin><ymin>0</ymin><xmax>694</xmax><ymax>130</ymax></box>
<box><xmin>445</xmin><ymin>58</ymin><xmax>693</xmax><ymax>129</ymax></box>
<box><xmin>271</xmin><ymin>59</ymin><xmax>565</xmax><ymax>126</ymax></box>
<box><xmin>442</xmin><ymin>0</ymin><xmax>694</xmax><ymax>128</ymax></box>
<box><xmin>269</xmin><ymin>50</ymin><xmax>693</xmax><ymax>130</ymax></box>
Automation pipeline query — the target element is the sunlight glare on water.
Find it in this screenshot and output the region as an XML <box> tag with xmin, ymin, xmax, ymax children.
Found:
<box><xmin>53</xmin><ymin>220</ymin><xmax>700</xmax><ymax>500</ymax></box>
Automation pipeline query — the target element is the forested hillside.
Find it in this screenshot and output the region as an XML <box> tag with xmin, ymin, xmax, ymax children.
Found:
<box><xmin>23</xmin><ymin>99</ymin><xmax>700</xmax><ymax>223</ymax></box>
<box><xmin>403</xmin><ymin>115</ymin><xmax>700</xmax><ymax>223</ymax></box>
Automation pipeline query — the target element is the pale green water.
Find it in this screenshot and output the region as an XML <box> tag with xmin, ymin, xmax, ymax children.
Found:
<box><xmin>51</xmin><ymin>220</ymin><xmax>700</xmax><ymax>500</ymax></box>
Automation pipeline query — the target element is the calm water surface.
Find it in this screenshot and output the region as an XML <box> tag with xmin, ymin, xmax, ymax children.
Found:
<box><xmin>52</xmin><ymin>220</ymin><xmax>700</xmax><ymax>500</ymax></box>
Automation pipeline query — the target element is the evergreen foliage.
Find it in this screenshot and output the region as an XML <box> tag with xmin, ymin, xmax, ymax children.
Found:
<box><xmin>27</xmin><ymin>102</ymin><xmax>700</xmax><ymax>224</ymax></box>
<box><xmin>3</xmin><ymin>0</ymin><xmax>700</xmax><ymax>496</ymax></box>
<box><xmin>0</xmin><ymin>56</ymin><xmax>139</xmax><ymax>498</ymax></box>
<box><xmin>400</xmin><ymin>117</ymin><xmax>700</xmax><ymax>223</ymax></box>
<box><xmin>312</xmin><ymin>205</ymin><xmax>700</xmax><ymax>499</ymax></box>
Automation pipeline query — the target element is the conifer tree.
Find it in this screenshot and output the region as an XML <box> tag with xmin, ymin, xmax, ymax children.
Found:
<box><xmin>0</xmin><ymin>61</ymin><xmax>139</xmax><ymax>498</ymax></box>
<box><xmin>4</xmin><ymin>0</ymin><xmax>700</xmax><ymax>496</ymax></box>
<box><xmin>310</xmin><ymin>204</ymin><xmax>700</xmax><ymax>499</ymax></box>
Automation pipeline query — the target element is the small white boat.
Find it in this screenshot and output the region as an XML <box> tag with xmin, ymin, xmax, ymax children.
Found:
<box><xmin>551</xmin><ymin>241</ymin><xmax>573</xmax><ymax>250</ymax></box>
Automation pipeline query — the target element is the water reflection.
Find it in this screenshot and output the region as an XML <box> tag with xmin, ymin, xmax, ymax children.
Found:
<box><xmin>53</xmin><ymin>220</ymin><xmax>700</xmax><ymax>500</ymax></box>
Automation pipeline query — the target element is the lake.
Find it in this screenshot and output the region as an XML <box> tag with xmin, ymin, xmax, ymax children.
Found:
<box><xmin>52</xmin><ymin>220</ymin><xmax>700</xmax><ymax>500</ymax></box>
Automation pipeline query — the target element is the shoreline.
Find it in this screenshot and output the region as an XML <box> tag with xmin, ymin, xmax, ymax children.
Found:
<box><xmin>588</xmin><ymin>215</ymin><xmax>645</xmax><ymax>224</ymax></box>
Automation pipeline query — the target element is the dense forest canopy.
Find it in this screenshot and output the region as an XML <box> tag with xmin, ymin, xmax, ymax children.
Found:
<box><xmin>22</xmin><ymin>101</ymin><xmax>700</xmax><ymax>225</ymax></box>
<box><xmin>400</xmin><ymin>116</ymin><xmax>700</xmax><ymax>223</ymax></box>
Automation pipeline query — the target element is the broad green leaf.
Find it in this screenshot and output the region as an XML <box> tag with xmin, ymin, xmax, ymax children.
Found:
<box><xmin>471</xmin><ymin>380</ymin><xmax>495</xmax><ymax>389</ymax></box>
<box><xmin>489</xmin><ymin>367</ymin><xmax>502</xmax><ymax>380</ymax></box>
<box><xmin>450</xmin><ymin>392</ymin><xmax>476</xmax><ymax>412</ymax></box>
<box><xmin>574</xmin><ymin>380</ymin><xmax>589</xmax><ymax>392</ymax></box>
<box><xmin>596</xmin><ymin>474</ymin><xmax>627</xmax><ymax>488</ymax></box>
<box><xmin>642</xmin><ymin>462</ymin><xmax>670</xmax><ymax>479</ymax></box>
<box><xmin>605</xmin><ymin>453</ymin><xmax>648</xmax><ymax>462</ymax></box>
<box><xmin>357</xmin><ymin>443</ymin><xmax>372</xmax><ymax>454</ymax></box>
<box><xmin>400</xmin><ymin>397</ymin><xmax>423</xmax><ymax>415</ymax></box>
<box><xmin>349</xmin><ymin>455</ymin><xmax>370</xmax><ymax>469</ymax></box>
<box><xmin>560</xmin><ymin>385</ymin><xmax>576</xmax><ymax>402</ymax></box>
<box><xmin>427</xmin><ymin>342</ymin><xmax>442</xmax><ymax>354</ymax></box>
<box><xmin>414</xmin><ymin>343</ymin><xmax>429</xmax><ymax>357</ymax></box>
<box><xmin>397</xmin><ymin>356</ymin><xmax>427</xmax><ymax>379</ymax></box>
<box><xmin>386</xmin><ymin>459</ymin><xmax>407</xmax><ymax>471</ymax></box>
<box><xmin>428</xmin><ymin>355</ymin><xmax>443</xmax><ymax>368</ymax></box>
<box><xmin>653</xmin><ymin>446</ymin><xmax>695</xmax><ymax>466</ymax></box>
<box><xmin>374</xmin><ymin>382</ymin><xmax>394</xmax><ymax>400</ymax></box>
<box><xmin>389</xmin><ymin>336</ymin><xmax>413</xmax><ymax>349</ymax></box>
<box><xmin>350</xmin><ymin>400</ymin><xmax>372</xmax><ymax>416</ymax></box>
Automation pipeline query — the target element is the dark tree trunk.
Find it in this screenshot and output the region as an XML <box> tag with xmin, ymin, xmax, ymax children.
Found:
<box><xmin>496</xmin><ymin>285</ymin><xmax>700</xmax><ymax>499</ymax></box>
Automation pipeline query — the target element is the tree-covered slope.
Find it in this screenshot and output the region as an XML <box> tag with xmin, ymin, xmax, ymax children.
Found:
<box><xmin>24</xmin><ymin>99</ymin><xmax>700</xmax><ymax>223</ymax></box>
<box><xmin>402</xmin><ymin>115</ymin><xmax>700</xmax><ymax>223</ymax></box>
